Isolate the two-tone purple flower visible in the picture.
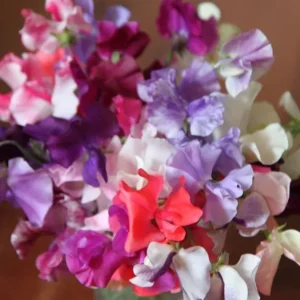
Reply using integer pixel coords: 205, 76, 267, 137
24, 103, 119, 187
138, 59, 225, 140
218, 29, 274, 97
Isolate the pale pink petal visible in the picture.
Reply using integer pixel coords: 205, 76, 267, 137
252, 172, 291, 215
20, 9, 59, 52
84, 210, 110, 232
279, 230, 300, 265
173, 247, 211, 300
66, 7, 93, 33
256, 241, 283, 296
51, 71, 79, 120
10, 82, 52, 126
46, 0, 74, 21
0, 53, 27, 89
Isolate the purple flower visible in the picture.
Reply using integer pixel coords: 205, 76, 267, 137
218, 29, 274, 97
7, 158, 53, 227
167, 137, 254, 227
138, 60, 223, 139
156, 0, 218, 55
62, 230, 126, 287
24, 103, 119, 187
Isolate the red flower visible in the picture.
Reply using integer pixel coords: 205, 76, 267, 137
113, 169, 203, 253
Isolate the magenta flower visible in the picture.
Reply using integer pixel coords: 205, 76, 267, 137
97, 20, 150, 60
62, 230, 126, 287
156, 0, 218, 55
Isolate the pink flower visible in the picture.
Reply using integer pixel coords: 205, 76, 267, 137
236, 171, 291, 237
20, 0, 93, 53
256, 229, 300, 295
113, 95, 142, 136
0, 50, 79, 125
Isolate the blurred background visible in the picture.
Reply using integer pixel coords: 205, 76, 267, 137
0, 0, 300, 299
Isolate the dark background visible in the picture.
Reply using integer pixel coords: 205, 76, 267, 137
1, 1, 300, 299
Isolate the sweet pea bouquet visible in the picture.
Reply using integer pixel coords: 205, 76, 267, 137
2, 0, 300, 299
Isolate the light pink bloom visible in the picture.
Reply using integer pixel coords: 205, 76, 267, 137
237, 171, 291, 237
256, 229, 300, 295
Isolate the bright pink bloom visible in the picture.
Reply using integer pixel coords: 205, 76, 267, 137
113, 95, 142, 136
112, 169, 202, 253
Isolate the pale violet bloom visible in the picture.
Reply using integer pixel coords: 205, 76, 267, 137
206, 254, 261, 300
130, 242, 211, 300
215, 82, 290, 165
218, 29, 274, 97
138, 60, 224, 139
256, 229, 300, 296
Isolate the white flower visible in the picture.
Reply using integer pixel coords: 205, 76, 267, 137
215, 83, 290, 165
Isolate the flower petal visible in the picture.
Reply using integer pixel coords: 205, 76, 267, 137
279, 91, 300, 119
256, 241, 283, 295
240, 123, 289, 165
231, 254, 261, 300
173, 246, 211, 300
279, 229, 300, 265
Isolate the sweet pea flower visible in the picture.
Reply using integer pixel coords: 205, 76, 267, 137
112, 169, 202, 253
167, 136, 253, 227
0, 50, 79, 126
215, 82, 290, 165
97, 14, 150, 60
256, 228, 300, 296
235, 171, 291, 237
71, 53, 144, 115
206, 254, 261, 300
138, 60, 224, 139
7, 157, 53, 227
218, 29, 274, 97
278, 92, 300, 179
62, 230, 128, 287
20, 0, 94, 54
131, 242, 211, 299
24, 103, 119, 187
156, 0, 218, 55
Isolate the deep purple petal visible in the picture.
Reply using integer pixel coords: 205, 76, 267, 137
24, 117, 70, 142
82, 148, 107, 187
187, 93, 225, 137
179, 59, 220, 102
